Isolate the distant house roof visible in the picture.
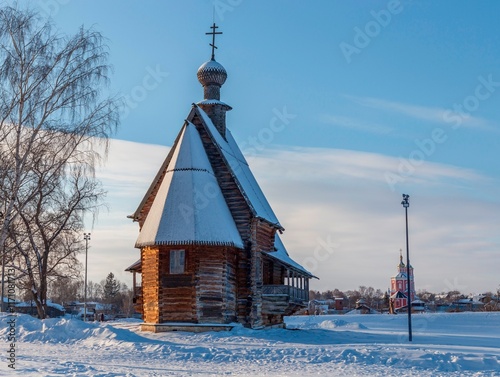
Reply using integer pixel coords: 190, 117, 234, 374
390, 291, 408, 299
455, 298, 484, 305
16, 300, 65, 312
125, 259, 141, 272
135, 122, 244, 248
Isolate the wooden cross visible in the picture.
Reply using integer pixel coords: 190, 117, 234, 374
206, 23, 222, 60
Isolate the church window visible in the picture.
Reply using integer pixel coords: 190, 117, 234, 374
170, 249, 185, 274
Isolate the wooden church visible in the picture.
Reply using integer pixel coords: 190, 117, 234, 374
126, 24, 315, 331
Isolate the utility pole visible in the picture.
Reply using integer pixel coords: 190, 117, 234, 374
83, 233, 91, 321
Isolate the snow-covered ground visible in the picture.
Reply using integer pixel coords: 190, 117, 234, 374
1, 312, 499, 376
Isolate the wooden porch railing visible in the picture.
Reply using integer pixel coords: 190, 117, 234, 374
262, 285, 308, 302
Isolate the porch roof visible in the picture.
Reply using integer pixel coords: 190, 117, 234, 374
264, 234, 318, 279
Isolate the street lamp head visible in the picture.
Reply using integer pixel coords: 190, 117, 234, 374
401, 194, 410, 208
83, 233, 91, 241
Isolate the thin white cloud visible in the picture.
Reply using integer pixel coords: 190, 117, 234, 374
244, 147, 499, 294
345, 95, 496, 131
90, 139, 500, 295
319, 114, 394, 134
248, 146, 484, 187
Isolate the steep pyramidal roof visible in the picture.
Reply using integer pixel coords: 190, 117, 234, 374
194, 106, 282, 228
135, 122, 243, 248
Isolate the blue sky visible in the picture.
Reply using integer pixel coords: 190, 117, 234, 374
12, 1, 500, 294
39, 0, 499, 174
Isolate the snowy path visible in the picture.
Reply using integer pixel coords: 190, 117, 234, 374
1, 312, 499, 376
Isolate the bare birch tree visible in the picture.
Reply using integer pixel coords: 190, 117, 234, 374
0, 6, 119, 318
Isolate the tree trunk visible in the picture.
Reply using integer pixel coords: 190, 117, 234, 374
32, 290, 47, 319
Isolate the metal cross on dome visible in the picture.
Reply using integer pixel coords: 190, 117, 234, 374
206, 23, 222, 60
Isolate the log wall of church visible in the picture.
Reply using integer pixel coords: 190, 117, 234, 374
248, 219, 263, 328
195, 246, 238, 323
141, 247, 160, 323
262, 258, 285, 285
236, 245, 251, 324
255, 220, 276, 252
141, 245, 241, 324
158, 246, 197, 323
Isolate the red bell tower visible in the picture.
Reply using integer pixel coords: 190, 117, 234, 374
389, 249, 415, 312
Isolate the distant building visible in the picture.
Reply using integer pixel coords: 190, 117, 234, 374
345, 298, 379, 315
449, 298, 484, 312
15, 300, 65, 318
334, 297, 344, 311
389, 250, 416, 313
308, 300, 330, 315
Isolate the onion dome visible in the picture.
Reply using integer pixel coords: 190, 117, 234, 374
197, 59, 227, 87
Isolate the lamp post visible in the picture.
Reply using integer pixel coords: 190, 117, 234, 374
83, 233, 91, 322
401, 194, 412, 342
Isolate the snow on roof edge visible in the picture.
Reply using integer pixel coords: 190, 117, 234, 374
135, 239, 244, 248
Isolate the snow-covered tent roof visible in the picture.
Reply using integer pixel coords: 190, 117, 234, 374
194, 106, 282, 229
264, 234, 316, 278
456, 298, 484, 305
15, 300, 65, 312
135, 122, 244, 248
